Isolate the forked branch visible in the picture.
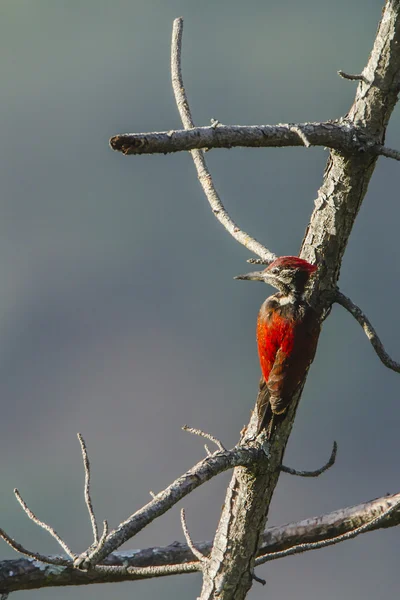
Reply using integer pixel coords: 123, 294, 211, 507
0, 434, 263, 574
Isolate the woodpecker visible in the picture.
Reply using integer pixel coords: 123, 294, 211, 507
235, 256, 319, 436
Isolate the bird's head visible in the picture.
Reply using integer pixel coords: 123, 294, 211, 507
235, 256, 317, 297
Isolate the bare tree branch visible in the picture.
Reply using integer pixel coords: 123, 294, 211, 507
110, 123, 400, 162
110, 122, 355, 155
280, 441, 337, 477
1, 491, 399, 592
1, 435, 262, 577
170, 17, 276, 264
77, 433, 99, 545
335, 290, 400, 372
256, 492, 400, 565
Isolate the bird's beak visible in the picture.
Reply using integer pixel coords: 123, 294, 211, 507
234, 271, 266, 282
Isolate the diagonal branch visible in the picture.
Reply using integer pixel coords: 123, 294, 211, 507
280, 441, 337, 477
335, 290, 400, 373
74, 444, 264, 569
170, 17, 276, 264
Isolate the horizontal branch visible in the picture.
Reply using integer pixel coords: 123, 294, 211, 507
110, 122, 357, 155
109, 123, 400, 161
335, 291, 400, 373
2, 491, 399, 592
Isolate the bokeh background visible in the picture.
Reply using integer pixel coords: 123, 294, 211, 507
0, 1, 399, 599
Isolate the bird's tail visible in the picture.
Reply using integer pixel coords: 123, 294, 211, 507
256, 379, 285, 438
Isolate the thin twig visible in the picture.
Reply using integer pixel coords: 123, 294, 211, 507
335, 291, 400, 372
182, 425, 226, 452
170, 17, 276, 264
97, 520, 109, 555
290, 125, 311, 147
247, 257, 270, 265
0, 526, 71, 566
280, 441, 337, 477
180, 509, 208, 563
14, 489, 76, 559
337, 70, 369, 83
255, 494, 400, 565
204, 444, 212, 456
252, 572, 266, 585
374, 145, 400, 161
77, 433, 99, 545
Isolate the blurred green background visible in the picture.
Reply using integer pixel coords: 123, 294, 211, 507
0, 1, 399, 599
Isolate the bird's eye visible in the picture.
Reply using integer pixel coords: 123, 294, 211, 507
271, 267, 280, 275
